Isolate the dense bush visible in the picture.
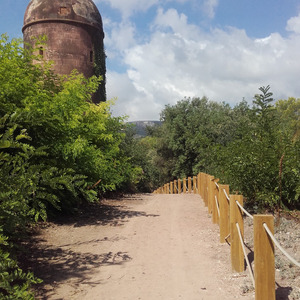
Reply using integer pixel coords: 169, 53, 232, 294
0, 34, 144, 298
0, 232, 40, 299
149, 87, 299, 210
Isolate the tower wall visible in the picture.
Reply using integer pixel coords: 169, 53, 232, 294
23, 22, 103, 78
22, 0, 106, 102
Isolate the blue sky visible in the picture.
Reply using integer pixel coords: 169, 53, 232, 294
1, 0, 300, 120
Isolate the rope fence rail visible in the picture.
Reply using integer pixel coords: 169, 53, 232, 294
223, 188, 230, 202
263, 223, 300, 268
236, 222, 255, 286
214, 195, 220, 218
236, 200, 254, 220
154, 171, 300, 300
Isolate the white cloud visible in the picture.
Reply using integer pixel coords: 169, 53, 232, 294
106, 9, 300, 121
286, 13, 300, 34
107, 71, 163, 121
104, 18, 137, 54
202, 0, 219, 19
153, 7, 201, 38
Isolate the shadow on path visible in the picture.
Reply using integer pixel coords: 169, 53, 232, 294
24, 242, 132, 299
20, 195, 158, 298
52, 194, 159, 227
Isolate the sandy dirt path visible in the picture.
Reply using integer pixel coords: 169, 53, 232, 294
31, 193, 254, 299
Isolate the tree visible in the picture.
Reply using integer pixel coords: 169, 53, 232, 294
275, 98, 300, 208
153, 97, 241, 181
0, 34, 143, 297
150, 86, 299, 210
0, 34, 137, 206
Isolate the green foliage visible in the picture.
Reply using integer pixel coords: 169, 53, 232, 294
0, 231, 41, 299
94, 46, 107, 101
276, 98, 300, 207
153, 97, 240, 181
150, 87, 299, 210
116, 124, 161, 192
0, 34, 131, 209
220, 87, 280, 208
0, 115, 48, 234
0, 34, 143, 298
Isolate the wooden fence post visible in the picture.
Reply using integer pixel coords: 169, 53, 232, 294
203, 173, 208, 206
183, 178, 187, 193
208, 175, 214, 214
197, 173, 201, 195
212, 179, 219, 224
193, 176, 197, 194
170, 182, 173, 194
254, 215, 275, 300
230, 194, 244, 272
188, 177, 192, 193
178, 179, 181, 194
167, 183, 170, 194
174, 180, 177, 194
219, 184, 230, 243
200, 172, 205, 201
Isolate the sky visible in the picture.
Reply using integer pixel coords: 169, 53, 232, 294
1, 0, 300, 121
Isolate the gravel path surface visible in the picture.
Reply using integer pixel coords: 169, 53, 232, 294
25, 193, 297, 299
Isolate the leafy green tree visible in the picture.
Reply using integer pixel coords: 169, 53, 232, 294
116, 124, 162, 192
275, 98, 300, 208
0, 34, 133, 206
219, 86, 281, 208
154, 97, 241, 181
151, 86, 299, 210
0, 34, 144, 297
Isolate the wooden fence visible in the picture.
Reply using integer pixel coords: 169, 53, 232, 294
154, 172, 299, 300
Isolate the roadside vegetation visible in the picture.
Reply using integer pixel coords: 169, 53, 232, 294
143, 90, 299, 211
0, 34, 144, 298
0, 33, 299, 298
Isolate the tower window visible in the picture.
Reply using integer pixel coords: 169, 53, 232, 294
39, 47, 44, 57
59, 7, 70, 16
90, 51, 94, 63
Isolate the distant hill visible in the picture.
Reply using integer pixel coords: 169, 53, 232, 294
128, 121, 161, 137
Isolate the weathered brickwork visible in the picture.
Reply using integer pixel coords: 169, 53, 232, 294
23, 0, 106, 102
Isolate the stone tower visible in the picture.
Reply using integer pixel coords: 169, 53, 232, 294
22, 0, 106, 102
